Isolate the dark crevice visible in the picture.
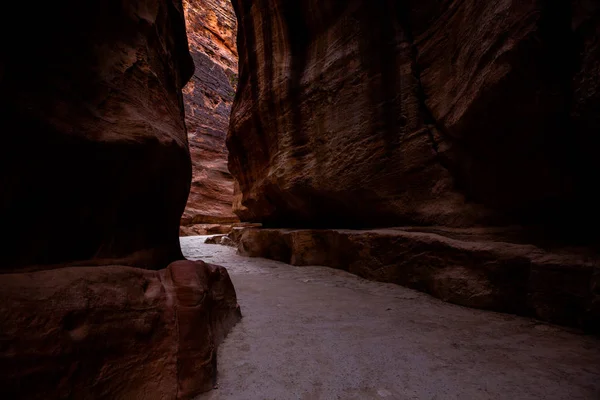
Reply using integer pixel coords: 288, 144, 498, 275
280, 2, 311, 155
394, 3, 452, 173
357, 2, 401, 156
228, 0, 269, 184
260, 0, 278, 156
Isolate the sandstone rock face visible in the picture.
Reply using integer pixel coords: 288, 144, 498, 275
235, 228, 599, 332
179, 221, 261, 236
228, 0, 600, 234
1, 0, 194, 271
0, 0, 242, 398
182, 0, 239, 226
180, 223, 235, 236
0, 260, 241, 400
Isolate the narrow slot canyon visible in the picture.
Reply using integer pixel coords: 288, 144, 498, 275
179, 0, 240, 235
0, 1, 599, 400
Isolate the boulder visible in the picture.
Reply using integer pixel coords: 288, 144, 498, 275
205, 234, 235, 246
0, 260, 241, 400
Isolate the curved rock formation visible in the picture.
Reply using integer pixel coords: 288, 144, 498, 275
0, 0, 241, 398
226, 1, 599, 329
228, 0, 600, 235
0, 260, 241, 400
182, 0, 239, 227
1, 0, 193, 271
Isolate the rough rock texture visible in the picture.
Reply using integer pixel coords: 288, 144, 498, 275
1, 0, 194, 271
228, 0, 600, 235
0, 260, 242, 400
0, 1, 241, 398
182, 0, 239, 226
205, 234, 236, 247
179, 222, 261, 236
181, 223, 236, 236
235, 228, 599, 332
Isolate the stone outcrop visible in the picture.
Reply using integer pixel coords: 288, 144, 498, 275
181, 223, 236, 236
0, 260, 241, 400
235, 227, 599, 332
180, 221, 262, 236
0, 0, 241, 398
182, 0, 239, 228
228, 0, 600, 235
1, 0, 193, 271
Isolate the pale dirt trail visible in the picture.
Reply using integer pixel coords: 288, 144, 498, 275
180, 236, 600, 400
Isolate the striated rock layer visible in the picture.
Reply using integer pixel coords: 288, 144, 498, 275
0, 0, 241, 398
235, 227, 599, 332
228, 0, 600, 236
182, 0, 239, 227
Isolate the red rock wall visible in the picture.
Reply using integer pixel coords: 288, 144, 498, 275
182, 0, 239, 226
1, 0, 194, 271
0, 0, 241, 398
228, 0, 600, 236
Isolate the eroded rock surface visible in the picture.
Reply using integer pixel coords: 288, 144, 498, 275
0, 260, 241, 400
228, 0, 600, 234
1, 0, 194, 271
225, 0, 599, 329
0, 1, 241, 398
182, 0, 239, 227
234, 227, 599, 331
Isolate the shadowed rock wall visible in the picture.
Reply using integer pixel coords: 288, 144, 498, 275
0, 0, 241, 398
226, 0, 599, 330
1, 0, 194, 270
228, 0, 600, 238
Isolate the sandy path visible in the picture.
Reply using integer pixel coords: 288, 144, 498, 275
181, 236, 600, 400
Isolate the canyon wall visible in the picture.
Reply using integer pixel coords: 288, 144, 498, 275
182, 0, 239, 229
228, 0, 600, 235
1, 0, 194, 270
0, 0, 240, 397
227, 1, 599, 329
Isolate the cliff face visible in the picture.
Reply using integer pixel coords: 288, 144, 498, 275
0, 0, 240, 397
1, 0, 194, 270
228, 0, 600, 234
225, 0, 599, 330
182, 0, 239, 226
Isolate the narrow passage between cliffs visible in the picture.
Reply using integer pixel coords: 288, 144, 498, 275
181, 236, 600, 400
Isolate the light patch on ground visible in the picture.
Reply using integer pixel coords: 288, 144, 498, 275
181, 236, 600, 400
